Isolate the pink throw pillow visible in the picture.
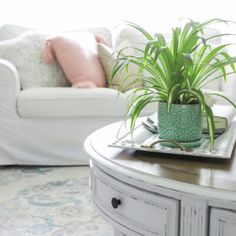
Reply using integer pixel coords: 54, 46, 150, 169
42, 32, 106, 88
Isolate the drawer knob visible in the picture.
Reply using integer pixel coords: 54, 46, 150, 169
111, 197, 121, 209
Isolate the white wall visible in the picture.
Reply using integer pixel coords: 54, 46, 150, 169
1, 0, 236, 31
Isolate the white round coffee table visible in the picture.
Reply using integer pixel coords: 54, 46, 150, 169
84, 121, 236, 236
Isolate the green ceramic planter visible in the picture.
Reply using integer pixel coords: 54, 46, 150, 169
158, 102, 202, 143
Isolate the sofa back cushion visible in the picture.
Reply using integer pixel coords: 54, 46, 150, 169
0, 24, 113, 47
0, 24, 32, 41
114, 26, 147, 50
114, 26, 223, 92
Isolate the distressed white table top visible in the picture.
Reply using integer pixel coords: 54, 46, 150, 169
85, 119, 236, 201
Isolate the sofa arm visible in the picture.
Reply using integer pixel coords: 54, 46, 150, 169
0, 59, 21, 117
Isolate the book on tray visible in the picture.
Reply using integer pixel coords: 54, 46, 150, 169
202, 104, 236, 134
143, 104, 236, 135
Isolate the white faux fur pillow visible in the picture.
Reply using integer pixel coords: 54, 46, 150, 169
0, 31, 70, 89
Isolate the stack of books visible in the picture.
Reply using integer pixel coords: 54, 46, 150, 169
203, 104, 236, 134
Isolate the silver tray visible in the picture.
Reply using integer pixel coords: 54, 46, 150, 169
109, 119, 236, 159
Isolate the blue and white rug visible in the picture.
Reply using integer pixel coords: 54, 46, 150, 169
0, 166, 113, 236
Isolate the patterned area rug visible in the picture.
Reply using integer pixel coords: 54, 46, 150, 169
0, 166, 113, 236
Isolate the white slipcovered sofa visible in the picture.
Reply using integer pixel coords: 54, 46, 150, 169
0, 24, 235, 166
0, 24, 155, 165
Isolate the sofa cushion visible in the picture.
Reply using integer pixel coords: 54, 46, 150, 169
17, 87, 127, 118
0, 31, 71, 89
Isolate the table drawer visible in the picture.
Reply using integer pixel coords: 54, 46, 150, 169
91, 167, 179, 236
210, 208, 236, 236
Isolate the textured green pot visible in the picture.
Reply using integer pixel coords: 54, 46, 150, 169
158, 102, 202, 143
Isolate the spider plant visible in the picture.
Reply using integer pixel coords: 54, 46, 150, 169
111, 19, 236, 148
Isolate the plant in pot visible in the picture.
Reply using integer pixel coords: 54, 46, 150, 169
111, 19, 236, 149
